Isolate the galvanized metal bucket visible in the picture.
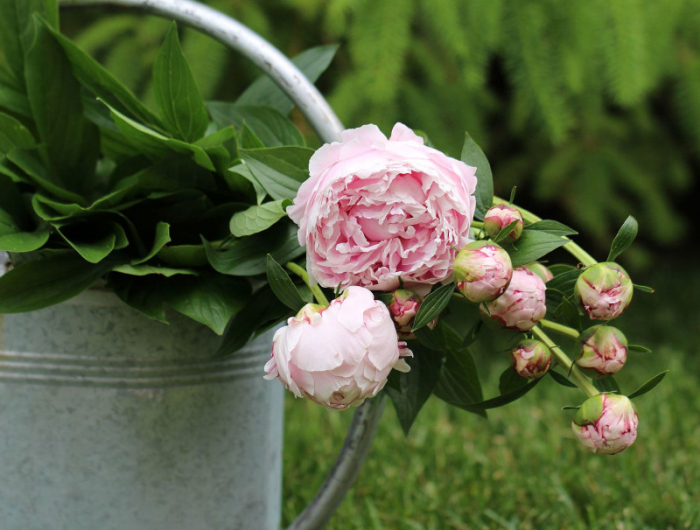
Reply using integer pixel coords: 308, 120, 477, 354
1, 2, 385, 529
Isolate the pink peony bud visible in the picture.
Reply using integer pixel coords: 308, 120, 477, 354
480, 267, 547, 331
525, 262, 553, 282
453, 241, 513, 303
572, 394, 638, 455
387, 289, 422, 339
576, 262, 633, 320
264, 287, 401, 410
510, 339, 552, 378
575, 325, 627, 378
484, 204, 524, 242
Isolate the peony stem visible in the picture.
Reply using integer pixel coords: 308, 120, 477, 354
539, 319, 580, 339
286, 262, 330, 306
471, 221, 484, 229
492, 197, 597, 267
532, 326, 599, 398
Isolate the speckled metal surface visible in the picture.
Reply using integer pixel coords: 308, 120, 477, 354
0, 290, 283, 530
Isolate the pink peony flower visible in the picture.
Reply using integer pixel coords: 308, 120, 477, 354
483, 204, 524, 242
572, 394, 638, 455
510, 339, 552, 378
575, 262, 633, 320
387, 289, 422, 339
480, 267, 547, 331
287, 123, 477, 292
453, 240, 513, 303
264, 286, 404, 410
575, 325, 628, 378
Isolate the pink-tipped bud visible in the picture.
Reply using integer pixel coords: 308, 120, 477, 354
510, 339, 552, 378
387, 289, 422, 339
453, 241, 513, 303
525, 262, 553, 282
575, 325, 627, 378
572, 394, 638, 455
480, 267, 547, 331
575, 262, 633, 320
484, 204, 524, 242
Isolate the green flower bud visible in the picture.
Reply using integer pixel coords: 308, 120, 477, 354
575, 262, 633, 320
576, 325, 628, 378
453, 240, 513, 303
510, 339, 552, 378
572, 394, 638, 455
484, 204, 524, 242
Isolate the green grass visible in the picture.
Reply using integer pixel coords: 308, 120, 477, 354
282, 264, 700, 529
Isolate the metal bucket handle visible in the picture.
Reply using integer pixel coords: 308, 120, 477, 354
58, 1, 385, 528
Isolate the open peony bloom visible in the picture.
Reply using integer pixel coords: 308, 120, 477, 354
576, 262, 633, 320
264, 286, 405, 410
572, 394, 638, 455
454, 240, 513, 303
511, 339, 552, 378
287, 123, 477, 292
576, 325, 628, 378
480, 267, 547, 331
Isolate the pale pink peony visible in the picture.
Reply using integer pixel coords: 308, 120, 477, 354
287, 123, 477, 292
480, 267, 547, 331
510, 339, 552, 378
572, 394, 638, 455
483, 204, 524, 242
454, 240, 513, 303
387, 289, 422, 339
264, 286, 405, 410
575, 325, 628, 378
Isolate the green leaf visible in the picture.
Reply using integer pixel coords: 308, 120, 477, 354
493, 219, 520, 243
110, 273, 168, 323
455, 378, 542, 411
546, 268, 582, 293
228, 164, 267, 204
132, 221, 170, 265
6, 150, 84, 204
266, 254, 305, 311
25, 18, 93, 191
0, 171, 50, 252
216, 285, 292, 357
498, 366, 528, 395
553, 295, 582, 330
230, 199, 292, 237
161, 274, 251, 335
460, 132, 493, 221
235, 45, 339, 114
0, 112, 35, 153
549, 369, 578, 388
525, 220, 578, 236
593, 376, 621, 394
153, 23, 209, 142
412, 283, 455, 331
505, 230, 570, 267
240, 122, 265, 149
628, 371, 668, 400
0, 84, 32, 117
607, 215, 638, 262
0, 224, 49, 252
0, 253, 121, 313
433, 348, 486, 417
100, 100, 215, 171
207, 104, 304, 147
56, 221, 118, 263
113, 264, 197, 277
385, 344, 444, 435
239, 146, 313, 201
45, 25, 161, 127
156, 244, 208, 267
0, 0, 58, 87
628, 344, 652, 353
633, 284, 655, 293
203, 222, 304, 276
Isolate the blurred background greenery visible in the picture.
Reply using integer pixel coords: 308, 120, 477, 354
57, 1, 699, 528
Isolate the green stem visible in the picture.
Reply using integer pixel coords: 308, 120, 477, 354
286, 262, 329, 306
532, 326, 599, 398
471, 221, 484, 229
492, 196, 597, 267
539, 319, 580, 339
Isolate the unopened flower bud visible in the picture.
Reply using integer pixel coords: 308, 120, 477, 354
454, 241, 513, 303
576, 262, 633, 320
525, 262, 553, 282
511, 339, 552, 378
572, 394, 638, 455
387, 289, 422, 339
480, 267, 546, 331
484, 204, 524, 242
575, 325, 627, 378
